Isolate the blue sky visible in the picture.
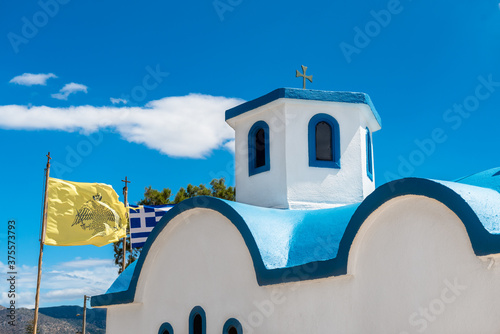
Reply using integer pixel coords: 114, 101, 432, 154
0, 0, 499, 308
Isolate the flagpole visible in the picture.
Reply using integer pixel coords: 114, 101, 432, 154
33, 152, 51, 334
121, 177, 130, 273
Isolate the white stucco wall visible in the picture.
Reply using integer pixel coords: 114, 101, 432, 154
104, 196, 500, 333
228, 98, 377, 209
230, 100, 289, 208
284, 100, 376, 209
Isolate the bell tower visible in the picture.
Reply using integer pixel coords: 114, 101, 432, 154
225, 88, 382, 209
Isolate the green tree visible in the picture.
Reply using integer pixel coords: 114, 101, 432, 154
138, 186, 172, 205
113, 178, 234, 273
113, 236, 142, 274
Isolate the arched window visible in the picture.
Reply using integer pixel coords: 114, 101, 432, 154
308, 114, 340, 168
366, 127, 373, 180
223, 318, 243, 334
316, 121, 332, 161
248, 121, 270, 176
158, 322, 174, 334
189, 306, 206, 334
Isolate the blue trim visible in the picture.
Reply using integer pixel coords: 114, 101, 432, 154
223, 318, 243, 334
453, 167, 500, 194
130, 204, 175, 209
225, 88, 382, 127
308, 114, 340, 168
105, 260, 136, 294
91, 179, 500, 307
366, 127, 373, 181
131, 232, 151, 238
248, 121, 270, 176
189, 306, 206, 334
159, 322, 174, 334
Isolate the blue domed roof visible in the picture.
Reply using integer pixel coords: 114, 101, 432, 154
92, 169, 500, 307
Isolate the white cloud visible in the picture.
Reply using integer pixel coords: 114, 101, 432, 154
224, 140, 235, 153
59, 258, 113, 268
51, 82, 88, 100
0, 259, 119, 308
44, 288, 91, 300
0, 291, 35, 309
110, 97, 128, 105
9, 73, 57, 86
0, 93, 243, 158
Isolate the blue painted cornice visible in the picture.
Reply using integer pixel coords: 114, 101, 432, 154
225, 88, 382, 128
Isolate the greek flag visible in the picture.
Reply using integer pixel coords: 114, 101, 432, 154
129, 205, 174, 248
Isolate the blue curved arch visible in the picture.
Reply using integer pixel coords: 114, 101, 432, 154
336, 178, 500, 262
91, 196, 270, 307
158, 322, 174, 334
308, 113, 341, 168
91, 178, 500, 307
248, 120, 270, 176
223, 318, 243, 334
189, 306, 206, 334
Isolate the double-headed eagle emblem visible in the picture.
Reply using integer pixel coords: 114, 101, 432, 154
72, 193, 121, 234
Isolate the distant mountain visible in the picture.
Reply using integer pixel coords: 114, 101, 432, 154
0, 305, 106, 334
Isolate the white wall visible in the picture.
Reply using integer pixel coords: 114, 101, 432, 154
284, 100, 376, 209
228, 98, 377, 209
105, 196, 500, 333
230, 100, 290, 208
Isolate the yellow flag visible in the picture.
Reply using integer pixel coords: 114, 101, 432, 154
45, 177, 128, 247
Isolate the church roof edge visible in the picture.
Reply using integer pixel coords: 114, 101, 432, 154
225, 87, 382, 128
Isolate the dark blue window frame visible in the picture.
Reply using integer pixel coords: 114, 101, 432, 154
308, 114, 340, 168
223, 318, 243, 334
248, 121, 270, 176
366, 127, 373, 181
158, 322, 174, 334
189, 306, 206, 334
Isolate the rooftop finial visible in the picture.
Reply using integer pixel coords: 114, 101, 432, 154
296, 65, 313, 89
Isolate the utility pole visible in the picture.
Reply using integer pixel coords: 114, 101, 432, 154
82, 295, 89, 334
76, 295, 90, 334
121, 177, 130, 272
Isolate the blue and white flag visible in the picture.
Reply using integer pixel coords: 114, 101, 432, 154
129, 204, 174, 248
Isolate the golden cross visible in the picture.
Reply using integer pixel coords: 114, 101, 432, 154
296, 65, 313, 89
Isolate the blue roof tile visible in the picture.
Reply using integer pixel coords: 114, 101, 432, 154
92, 169, 500, 307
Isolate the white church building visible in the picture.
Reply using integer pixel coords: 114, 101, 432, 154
91, 88, 500, 333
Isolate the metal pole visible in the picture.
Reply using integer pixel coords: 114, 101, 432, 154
33, 152, 51, 334
121, 177, 130, 273
82, 295, 87, 334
